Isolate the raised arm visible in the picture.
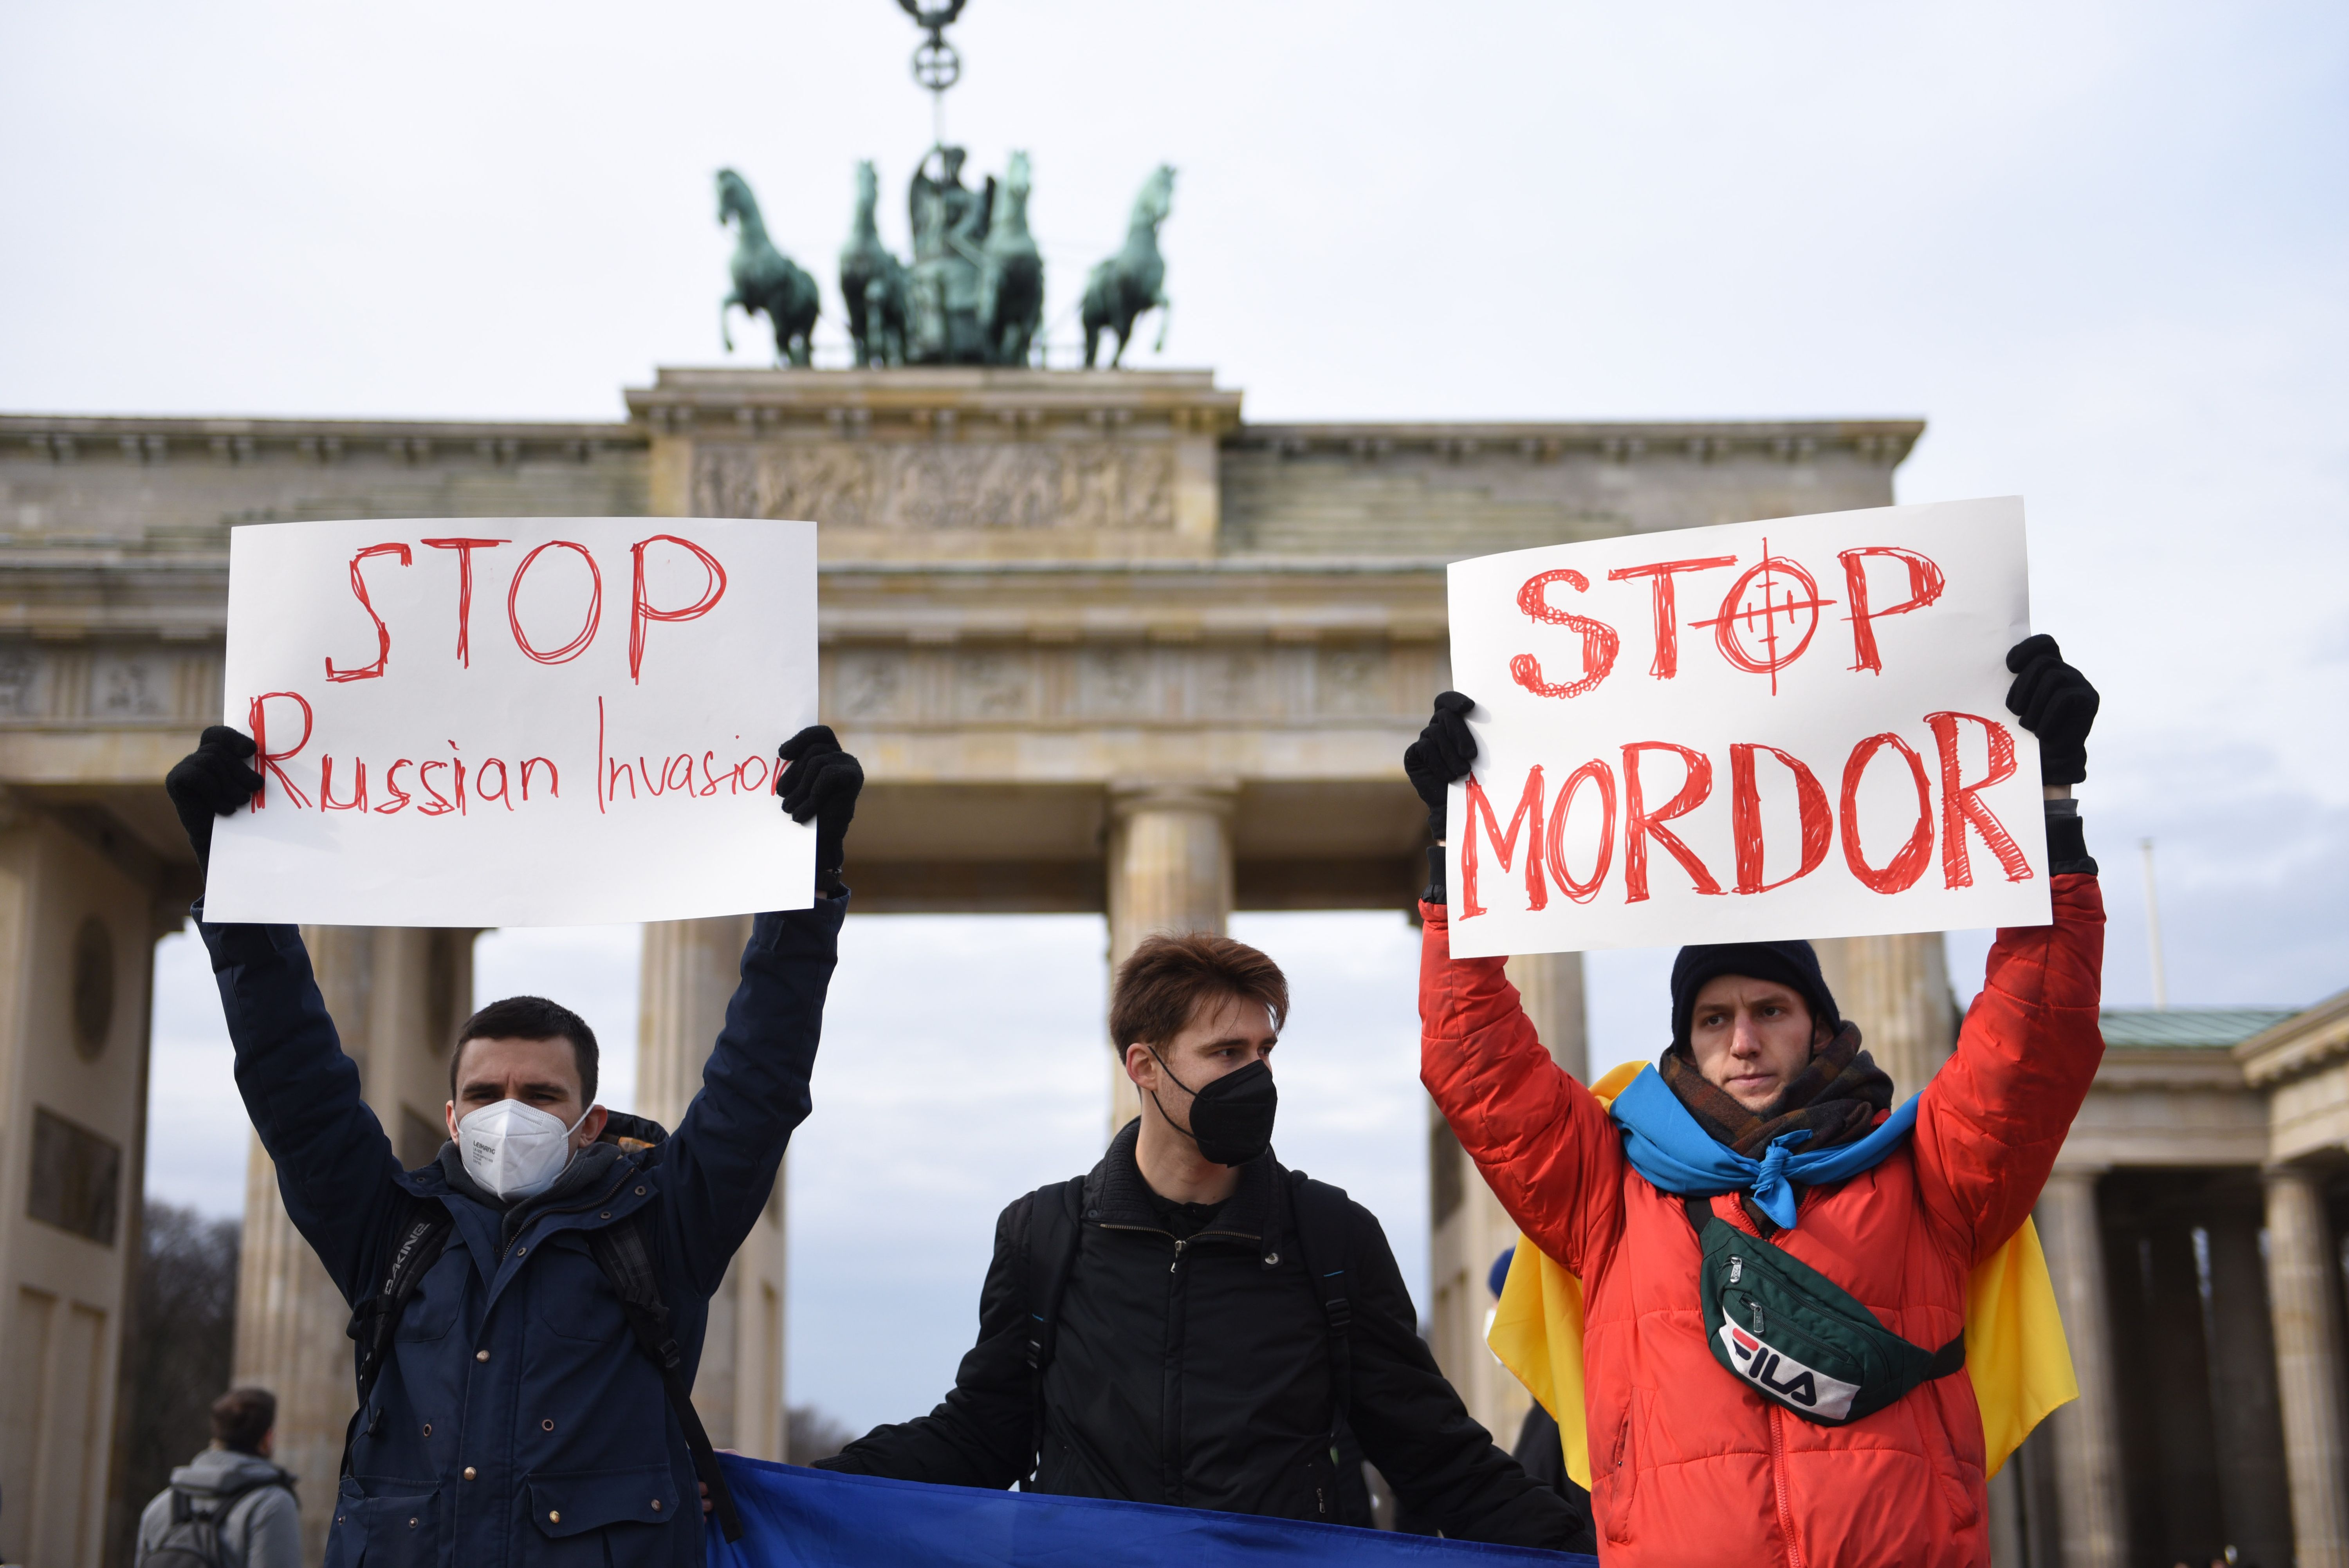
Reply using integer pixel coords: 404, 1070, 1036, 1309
1422, 902, 1623, 1274
200, 916, 404, 1304
1408, 694, 1623, 1274
172, 726, 402, 1304
1915, 637, 2108, 1258
659, 725, 861, 1296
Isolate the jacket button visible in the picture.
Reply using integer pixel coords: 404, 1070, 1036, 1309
515, 1245, 527, 1256
600, 1211, 611, 1219
635, 1186, 646, 1196
408, 1517, 419, 1528
549, 1510, 561, 1524
464, 1466, 477, 1481
651, 1499, 663, 1512
542, 1418, 556, 1431
1265, 1252, 1281, 1265
476, 1349, 490, 1362
421, 1422, 432, 1436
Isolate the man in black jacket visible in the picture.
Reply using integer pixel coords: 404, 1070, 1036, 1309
819, 932, 1592, 1552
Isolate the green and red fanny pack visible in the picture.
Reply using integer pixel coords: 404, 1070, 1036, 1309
1682, 1196, 1965, 1427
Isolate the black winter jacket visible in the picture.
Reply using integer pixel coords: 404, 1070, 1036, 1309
820, 1121, 1589, 1552
198, 895, 844, 1568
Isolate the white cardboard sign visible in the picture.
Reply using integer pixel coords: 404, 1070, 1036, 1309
1443, 497, 2050, 957
205, 517, 818, 927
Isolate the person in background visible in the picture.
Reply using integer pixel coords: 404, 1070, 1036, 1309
819, 933, 1593, 1553
134, 1386, 299, 1568
1487, 1247, 1597, 1519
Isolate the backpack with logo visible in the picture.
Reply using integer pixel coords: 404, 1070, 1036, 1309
139, 1471, 287, 1568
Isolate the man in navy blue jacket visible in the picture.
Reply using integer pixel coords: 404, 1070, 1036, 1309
167, 722, 862, 1568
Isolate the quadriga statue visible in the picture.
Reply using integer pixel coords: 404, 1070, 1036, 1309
841, 161, 911, 367
1081, 164, 1174, 369
979, 151, 1043, 367
716, 168, 820, 367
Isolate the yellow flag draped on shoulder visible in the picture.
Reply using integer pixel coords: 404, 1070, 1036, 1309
1483, 1062, 2077, 1487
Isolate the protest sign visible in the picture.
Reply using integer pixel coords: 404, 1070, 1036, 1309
1443, 496, 2048, 958
204, 516, 817, 927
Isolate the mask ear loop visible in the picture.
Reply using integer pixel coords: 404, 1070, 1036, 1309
1144, 1047, 1205, 1147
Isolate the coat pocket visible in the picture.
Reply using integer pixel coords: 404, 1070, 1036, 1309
326, 1477, 440, 1568
1596, 1394, 1640, 1546
525, 1463, 682, 1567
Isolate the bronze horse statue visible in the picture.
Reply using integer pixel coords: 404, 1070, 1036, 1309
980, 151, 1043, 366
840, 161, 910, 368
717, 168, 819, 367
1081, 164, 1174, 368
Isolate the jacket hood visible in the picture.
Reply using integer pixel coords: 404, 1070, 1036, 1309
167, 1446, 293, 1498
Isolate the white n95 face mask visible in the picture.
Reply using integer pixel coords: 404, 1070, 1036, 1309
457, 1099, 589, 1201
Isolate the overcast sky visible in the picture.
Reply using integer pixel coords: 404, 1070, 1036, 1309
11, 0, 2347, 1436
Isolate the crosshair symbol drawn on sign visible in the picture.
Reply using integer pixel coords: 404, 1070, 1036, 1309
912, 38, 961, 91
1691, 540, 1840, 695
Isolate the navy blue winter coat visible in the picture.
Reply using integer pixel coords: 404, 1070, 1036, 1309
199, 896, 845, 1568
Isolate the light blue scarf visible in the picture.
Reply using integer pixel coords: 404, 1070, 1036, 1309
1609, 1066, 1919, 1230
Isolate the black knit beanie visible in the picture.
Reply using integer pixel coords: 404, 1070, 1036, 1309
1668, 940, 1841, 1053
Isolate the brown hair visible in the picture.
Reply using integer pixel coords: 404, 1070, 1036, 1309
449, 995, 598, 1105
211, 1386, 276, 1454
1109, 933, 1289, 1054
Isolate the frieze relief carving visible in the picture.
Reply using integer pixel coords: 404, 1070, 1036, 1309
0, 642, 222, 726
824, 641, 1442, 729
694, 440, 1176, 532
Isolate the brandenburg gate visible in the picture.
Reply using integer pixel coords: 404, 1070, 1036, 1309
4, 368, 2344, 1568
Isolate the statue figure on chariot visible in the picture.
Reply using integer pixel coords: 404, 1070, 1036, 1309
712, 0, 1169, 371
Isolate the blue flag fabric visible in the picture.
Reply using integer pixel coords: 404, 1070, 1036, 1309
708, 1455, 1597, 1568
1608, 1065, 1920, 1230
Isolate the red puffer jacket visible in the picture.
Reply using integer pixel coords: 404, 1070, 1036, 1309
1420, 876, 2105, 1568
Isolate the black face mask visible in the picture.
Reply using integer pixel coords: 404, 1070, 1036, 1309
1149, 1054, 1278, 1167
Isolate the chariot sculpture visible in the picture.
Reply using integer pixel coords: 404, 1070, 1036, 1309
713, 0, 1174, 370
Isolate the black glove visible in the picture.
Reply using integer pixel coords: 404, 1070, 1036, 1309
776, 725, 862, 892
1403, 692, 1478, 841
164, 726, 264, 870
2004, 635, 2098, 785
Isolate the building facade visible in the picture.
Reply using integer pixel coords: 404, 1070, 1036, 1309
0, 369, 2335, 1568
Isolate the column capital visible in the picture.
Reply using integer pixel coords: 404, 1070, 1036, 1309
1107, 777, 1239, 819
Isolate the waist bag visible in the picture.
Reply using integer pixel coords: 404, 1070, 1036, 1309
1683, 1196, 1964, 1426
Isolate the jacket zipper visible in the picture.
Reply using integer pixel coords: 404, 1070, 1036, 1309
1714, 1195, 1804, 1568
1768, 1404, 1804, 1568
1091, 1220, 1262, 1503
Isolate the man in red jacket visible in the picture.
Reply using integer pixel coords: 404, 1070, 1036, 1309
1409, 637, 2103, 1567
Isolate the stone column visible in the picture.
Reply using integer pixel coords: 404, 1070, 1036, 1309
2264, 1165, 2349, 1568
638, 915, 786, 1461
1425, 950, 1588, 1446
1104, 781, 1235, 1135
2201, 1200, 2295, 1568
0, 815, 162, 1568
1811, 932, 1956, 1098
232, 926, 474, 1563
2035, 1167, 2126, 1568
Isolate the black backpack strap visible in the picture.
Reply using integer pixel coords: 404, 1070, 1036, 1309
339, 1193, 454, 1480
1019, 1179, 1084, 1485
585, 1216, 745, 1544
1286, 1174, 1354, 1423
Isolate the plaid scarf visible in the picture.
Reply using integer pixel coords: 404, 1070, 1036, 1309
1658, 1021, 1893, 1158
